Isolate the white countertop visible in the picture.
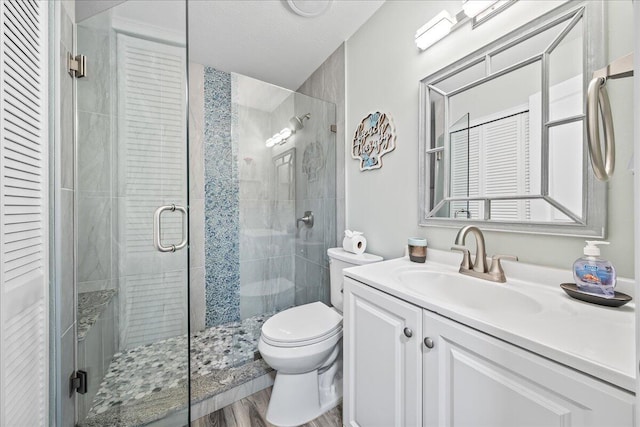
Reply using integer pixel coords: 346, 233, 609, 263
344, 249, 636, 393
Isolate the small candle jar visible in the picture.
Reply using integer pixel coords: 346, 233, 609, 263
408, 237, 427, 263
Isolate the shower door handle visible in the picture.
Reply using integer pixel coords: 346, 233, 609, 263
153, 204, 188, 253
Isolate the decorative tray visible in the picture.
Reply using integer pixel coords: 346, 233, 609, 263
560, 283, 632, 307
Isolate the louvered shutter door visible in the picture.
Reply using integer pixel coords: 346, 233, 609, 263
450, 114, 529, 221
450, 130, 469, 216
467, 127, 480, 219
0, 1, 49, 425
449, 128, 480, 219
116, 34, 187, 349
481, 114, 528, 221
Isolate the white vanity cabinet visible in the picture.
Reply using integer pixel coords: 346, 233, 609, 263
422, 309, 635, 427
344, 277, 635, 427
344, 277, 423, 427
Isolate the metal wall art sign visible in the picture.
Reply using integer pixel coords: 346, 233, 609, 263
352, 111, 397, 171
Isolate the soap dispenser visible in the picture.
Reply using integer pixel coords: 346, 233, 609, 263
573, 241, 616, 298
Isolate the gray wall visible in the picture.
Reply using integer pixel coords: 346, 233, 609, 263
345, 1, 635, 277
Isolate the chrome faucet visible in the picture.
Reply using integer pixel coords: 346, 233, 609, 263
451, 225, 518, 283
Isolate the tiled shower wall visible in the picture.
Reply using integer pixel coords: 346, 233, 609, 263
189, 63, 206, 332
76, 24, 115, 296
193, 60, 342, 326
297, 43, 346, 246
294, 44, 345, 305
197, 67, 298, 326
290, 93, 337, 306
238, 88, 296, 320
75, 19, 118, 421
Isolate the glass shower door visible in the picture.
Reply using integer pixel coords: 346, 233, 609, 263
75, 2, 189, 426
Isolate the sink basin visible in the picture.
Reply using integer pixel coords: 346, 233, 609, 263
397, 269, 543, 315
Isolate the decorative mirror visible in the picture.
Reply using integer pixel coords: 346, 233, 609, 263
419, 1, 606, 237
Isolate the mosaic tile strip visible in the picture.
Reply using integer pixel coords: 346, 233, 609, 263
77, 289, 117, 341
204, 67, 241, 326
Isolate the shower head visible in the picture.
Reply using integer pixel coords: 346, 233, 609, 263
289, 113, 311, 131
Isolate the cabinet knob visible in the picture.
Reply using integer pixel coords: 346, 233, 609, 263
403, 327, 413, 338
423, 337, 434, 349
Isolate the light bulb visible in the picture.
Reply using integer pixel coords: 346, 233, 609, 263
279, 128, 293, 140
265, 137, 276, 148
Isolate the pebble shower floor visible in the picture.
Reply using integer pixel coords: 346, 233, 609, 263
86, 313, 271, 417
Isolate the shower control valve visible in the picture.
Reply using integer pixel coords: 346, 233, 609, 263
296, 211, 314, 228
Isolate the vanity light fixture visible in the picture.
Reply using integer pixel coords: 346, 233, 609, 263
266, 134, 282, 148
462, 0, 501, 18
466, 0, 516, 25
415, 0, 517, 51
265, 127, 295, 147
266, 128, 292, 148
279, 128, 292, 140
415, 10, 455, 51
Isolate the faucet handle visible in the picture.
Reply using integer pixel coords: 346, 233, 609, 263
451, 246, 472, 270
488, 255, 518, 282
491, 254, 518, 263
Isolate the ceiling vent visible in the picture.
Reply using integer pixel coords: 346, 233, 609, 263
286, 0, 334, 18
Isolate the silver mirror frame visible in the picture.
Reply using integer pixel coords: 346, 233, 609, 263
418, 1, 607, 237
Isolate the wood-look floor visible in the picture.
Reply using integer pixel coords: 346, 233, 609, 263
192, 387, 343, 427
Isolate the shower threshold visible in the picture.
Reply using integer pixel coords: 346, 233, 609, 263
78, 313, 274, 427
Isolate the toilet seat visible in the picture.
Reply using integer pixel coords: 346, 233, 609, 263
262, 302, 342, 348
261, 326, 342, 348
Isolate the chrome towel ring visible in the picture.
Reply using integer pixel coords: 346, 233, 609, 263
585, 52, 633, 182
586, 76, 615, 181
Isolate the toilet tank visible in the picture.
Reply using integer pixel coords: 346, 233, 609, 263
327, 248, 383, 312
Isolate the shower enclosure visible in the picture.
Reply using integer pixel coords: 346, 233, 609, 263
71, 1, 336, 425
75, 2, 190, 425
187, 67, 337, 417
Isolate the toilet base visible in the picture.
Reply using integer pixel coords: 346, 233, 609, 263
266, 360, 342, 427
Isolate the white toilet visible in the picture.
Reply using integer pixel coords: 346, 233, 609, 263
258, 247, 382, 427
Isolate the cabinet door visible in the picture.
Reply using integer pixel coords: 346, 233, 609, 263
423, 310, 635, 427
344, 278, 423, 427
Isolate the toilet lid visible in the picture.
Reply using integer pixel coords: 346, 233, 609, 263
262, 302, 342, 347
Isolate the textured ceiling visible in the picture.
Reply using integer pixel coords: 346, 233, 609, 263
188, 0, 385, 90
76, 0, 385, 91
